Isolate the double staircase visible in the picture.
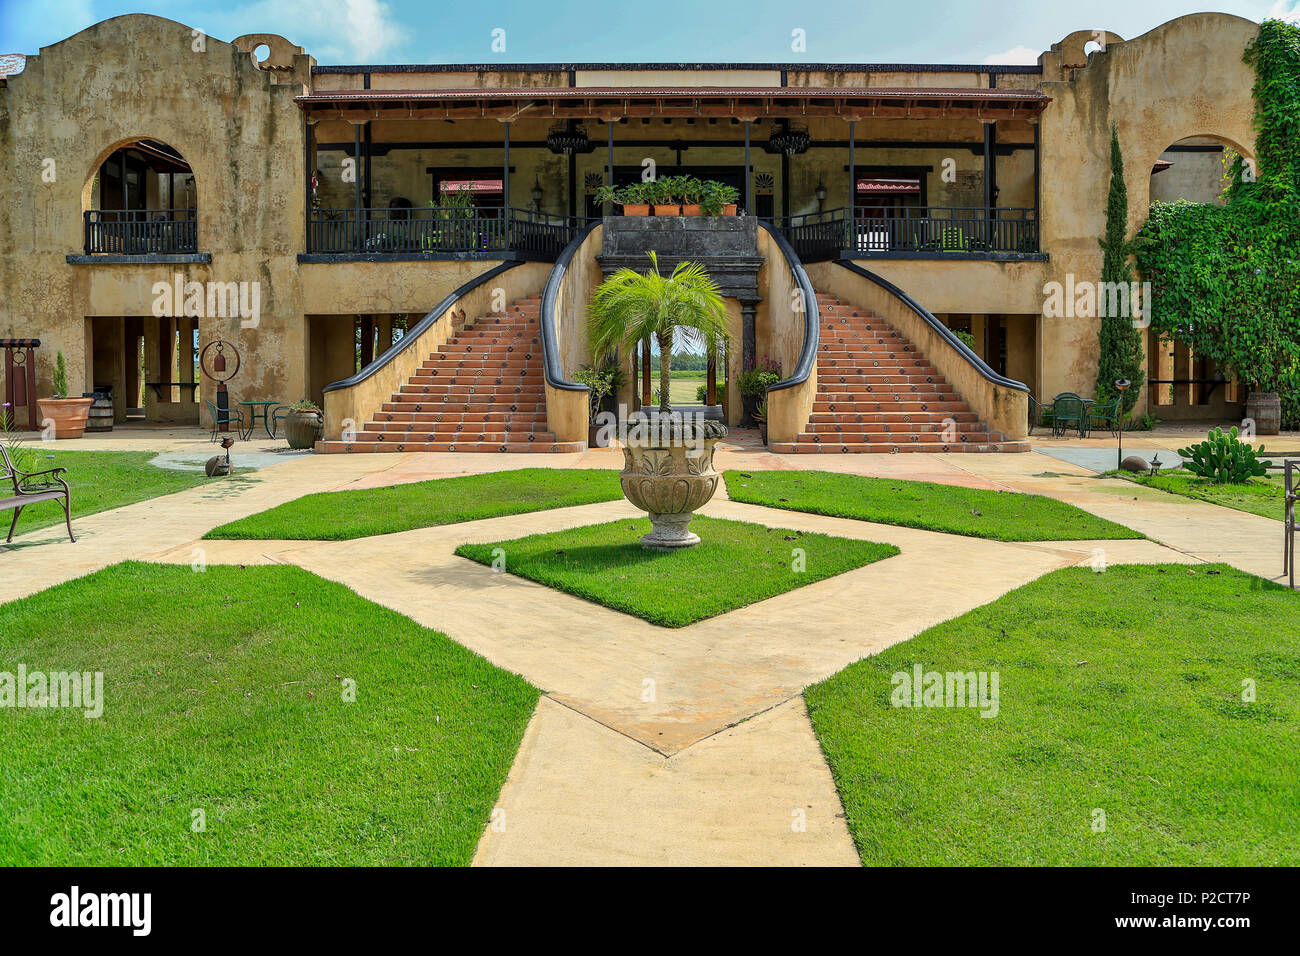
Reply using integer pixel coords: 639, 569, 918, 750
315, 295, 584, 453
766, 292, 1029, 454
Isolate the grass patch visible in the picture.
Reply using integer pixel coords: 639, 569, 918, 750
724, 469, 1141, 541
456, 515, 898, 627
807, 564, 1300, 865
0, 562, 538, 866
4, 450, 241, 536
206, 467, 623, 541
1108, 469, 1287, 521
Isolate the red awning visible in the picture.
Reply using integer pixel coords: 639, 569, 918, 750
858, 178, 921, 193
440, 179, 503, 193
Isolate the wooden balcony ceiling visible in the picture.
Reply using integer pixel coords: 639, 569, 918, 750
294, 86, 1049, 122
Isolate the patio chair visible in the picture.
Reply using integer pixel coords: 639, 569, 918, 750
269, 404, 292, 439
205, 400, 249, 442
1051, 393, 1088, 439
1027, 394, 1055, 436
1088, 395, 1124, 439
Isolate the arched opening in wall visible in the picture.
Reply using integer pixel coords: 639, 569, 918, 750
1144, 135, 1251, 423
82, 140, 200, 426
84, 140, 197, 255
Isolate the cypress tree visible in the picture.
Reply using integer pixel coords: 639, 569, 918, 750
1095, 123, 1146, 414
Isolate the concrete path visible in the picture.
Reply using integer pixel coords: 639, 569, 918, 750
1, 431, 1280, 865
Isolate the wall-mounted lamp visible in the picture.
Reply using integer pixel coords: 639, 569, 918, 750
815, 181, 827, 212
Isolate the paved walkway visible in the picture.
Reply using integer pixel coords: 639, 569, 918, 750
1, 433, 1286, 864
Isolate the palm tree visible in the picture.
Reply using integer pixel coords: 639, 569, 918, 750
587, 252, 730, 414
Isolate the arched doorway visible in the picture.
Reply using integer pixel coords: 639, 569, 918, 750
84, 140, 196, 255
83, 139, 200, 425
1144, 135, 1251, 422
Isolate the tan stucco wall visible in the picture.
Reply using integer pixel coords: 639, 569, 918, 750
0, 12, 1261, 435
1037, 12, 1259, 414
757, 229, 818, 444
544, 224, 604, 444
0, 14, 307, 420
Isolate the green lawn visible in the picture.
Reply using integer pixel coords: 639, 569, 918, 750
456, 515, 898, 627
1108, 469, 1287, 521
3, 449, 241, 537
0, 562, 537, 866
724, 469, 1141, 541
206, 467, 623, 541
807, 564, 1299, 865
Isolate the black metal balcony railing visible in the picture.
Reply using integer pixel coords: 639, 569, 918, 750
772, 206, 1039, 262
84, 209, 198, 255
307, 206, 585, 261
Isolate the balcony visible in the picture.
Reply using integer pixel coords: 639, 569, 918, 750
304, 206, 585, 262
773, 206, 1041, 262
83, 209, 197, 255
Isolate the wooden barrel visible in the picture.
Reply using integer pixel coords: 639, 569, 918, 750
84, 390, 114, 432
1246, 392, 1281, 436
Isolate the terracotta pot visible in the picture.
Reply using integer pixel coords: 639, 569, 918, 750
283, 409, 324, 449
588, 423, 611, 448
36, 397, 94, 439
681, 204, 702, 216
653, 204, 681, 216
721, 204, 737, 216
1245, 391, 1281, 435
623, 204, 650, 217
619, 415, 728, 549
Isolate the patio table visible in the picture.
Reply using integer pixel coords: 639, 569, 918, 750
238, 400, 280, 440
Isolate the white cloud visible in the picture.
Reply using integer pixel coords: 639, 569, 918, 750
983, 45, 1040, 66
1268, 1, 1300, 25
199, 0, 402, 63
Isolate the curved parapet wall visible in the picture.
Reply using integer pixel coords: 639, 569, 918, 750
754, 220, 820, 445
321, 259, 550, 439
540, 220, 603, 445
808, 259, 1029, 440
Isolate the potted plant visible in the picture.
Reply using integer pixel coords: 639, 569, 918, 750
701, 180, 740, 217
679, 177, 704, 216
588, 251, 731, 548
649, 178, 680, 216
282, 398, 324, 449
36, 351, 94, 439
736, 356, 781, 428
573, 364, 617, 447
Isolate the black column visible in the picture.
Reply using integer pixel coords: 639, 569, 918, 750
743, 120, 752, 214
606, 120, 615, 215
353, 123, 362, 252
741, 300, 757, 371
848, 119, 856, 245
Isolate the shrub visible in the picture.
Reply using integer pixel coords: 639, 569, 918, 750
52, 351, 68, 399
737, 356, 782, 397
1177, 426, 1272, 483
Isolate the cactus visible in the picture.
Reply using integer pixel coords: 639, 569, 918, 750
1176, 426, 1271, 484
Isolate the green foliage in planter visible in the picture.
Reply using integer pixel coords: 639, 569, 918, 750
1095, 123, 1145, 415
287, 398, 321, 413
573, 364, 617, 423
52, 351, 68, 399
700, 181, 740, 217
1176, 426, 1272, 484
1134, 19, 1300, 428
737, 357, 782, 397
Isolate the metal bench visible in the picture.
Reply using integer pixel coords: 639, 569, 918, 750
0, 444, 75, 544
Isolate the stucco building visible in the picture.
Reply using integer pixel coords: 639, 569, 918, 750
0, 12, 1260, 452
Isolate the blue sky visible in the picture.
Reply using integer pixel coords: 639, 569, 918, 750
2, 0, 1298, 64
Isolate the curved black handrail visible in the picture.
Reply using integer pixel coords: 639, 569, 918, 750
539, 218, 602, 393
322, 260, 525, 393
755, 218, 821, 394
833, 259, 1029, 393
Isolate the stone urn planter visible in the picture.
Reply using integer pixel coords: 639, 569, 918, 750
620, 416, 728, 549
36, 397, 94, 439
283, 408, 324, 449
